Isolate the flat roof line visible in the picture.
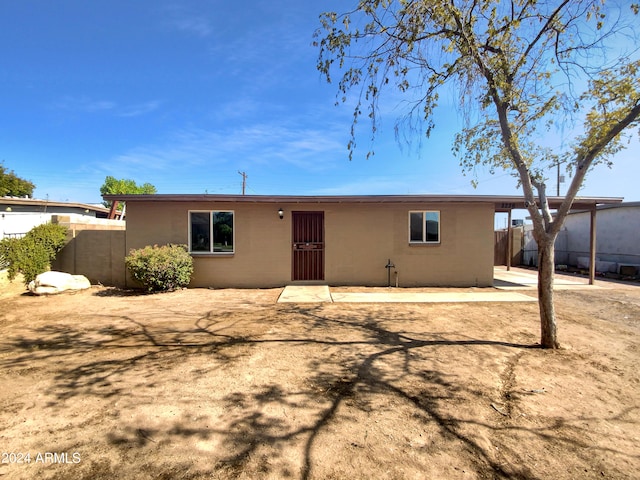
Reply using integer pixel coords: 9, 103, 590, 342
1, 196, 110, 213
102, 193, 624, 210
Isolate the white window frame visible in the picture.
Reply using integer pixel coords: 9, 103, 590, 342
408, 210, 441, 244
188, 210, 235, 255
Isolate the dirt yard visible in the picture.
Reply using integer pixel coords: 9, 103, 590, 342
0, 275, 638, 480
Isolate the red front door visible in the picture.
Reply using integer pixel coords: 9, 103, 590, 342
292, 211, 324, 281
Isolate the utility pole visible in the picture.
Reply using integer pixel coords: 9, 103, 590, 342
238, 171, 248, 195
556, 162, 565, 196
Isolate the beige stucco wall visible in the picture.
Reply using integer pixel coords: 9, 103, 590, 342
124, 200, 494, 288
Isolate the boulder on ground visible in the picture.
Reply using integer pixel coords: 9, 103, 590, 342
28, 271, 91, 295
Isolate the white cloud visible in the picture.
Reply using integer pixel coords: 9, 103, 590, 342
53, 96, 116, 113
51, 96, 161, 118
118, 101, 162, 118
169, 15, 212, 37
160, 4, 213, 38
100, 121, 348, 182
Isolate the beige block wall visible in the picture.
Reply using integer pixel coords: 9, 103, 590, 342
125, 200, 494, 288
52, 216, 127, 286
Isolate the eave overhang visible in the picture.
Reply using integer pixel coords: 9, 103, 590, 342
102, 194, 624, 212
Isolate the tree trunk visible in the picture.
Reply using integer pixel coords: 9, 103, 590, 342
537, 238, 559, 349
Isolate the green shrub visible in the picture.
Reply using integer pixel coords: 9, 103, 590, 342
0, 222, 68, 285
25, 222, 69, 259
0, 238, 9, 270
125, 244, 193, 292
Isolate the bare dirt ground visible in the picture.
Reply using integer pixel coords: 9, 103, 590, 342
0, 275, 638, 479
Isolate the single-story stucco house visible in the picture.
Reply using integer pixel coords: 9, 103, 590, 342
1, 196, 111, 239
103, 194, 622, 288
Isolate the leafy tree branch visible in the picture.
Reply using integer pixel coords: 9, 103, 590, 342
315, 0, 640, 348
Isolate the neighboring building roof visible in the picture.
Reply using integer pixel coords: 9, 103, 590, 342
1, 196, 110, 215
566, 200, 640, 215
102, 194, 623, 212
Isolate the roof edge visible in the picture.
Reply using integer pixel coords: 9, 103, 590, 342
1, 196, 110, 213
101, 193, 624, 210
102, 193, 623, 202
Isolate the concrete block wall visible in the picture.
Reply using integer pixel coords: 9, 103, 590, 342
52, 216, 127, 286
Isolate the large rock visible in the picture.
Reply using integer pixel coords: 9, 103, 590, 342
28, 271, 91, 295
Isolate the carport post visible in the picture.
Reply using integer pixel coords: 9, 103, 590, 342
506, 209, 512, 271
589, 204, 597, 285
107, 200, 119, 220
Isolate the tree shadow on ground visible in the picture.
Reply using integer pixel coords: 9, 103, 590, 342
1, 302, 637, 479
92, 287, 145, 297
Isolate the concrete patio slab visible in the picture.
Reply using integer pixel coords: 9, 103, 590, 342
493, 266, 603, 290
277, 285, 536, 303
330, 291, 535, 303
276, 267, 608, 303
277, 285, 333, 303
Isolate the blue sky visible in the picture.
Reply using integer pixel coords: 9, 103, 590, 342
1, 1, 638, 214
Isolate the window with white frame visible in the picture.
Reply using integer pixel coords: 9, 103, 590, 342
189, 211, 234, 253
409, 211, 440, 244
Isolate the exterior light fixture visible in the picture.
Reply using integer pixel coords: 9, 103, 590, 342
278, 208, 284, 219
5, 207, 11, 212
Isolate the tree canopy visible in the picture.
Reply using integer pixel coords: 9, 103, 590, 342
100, 176, 157, 207
315, 0, 640, 348
0, 163, 35, 197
